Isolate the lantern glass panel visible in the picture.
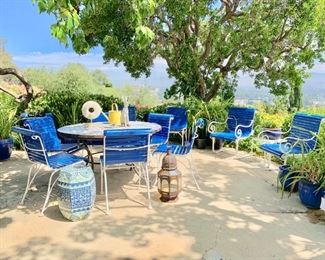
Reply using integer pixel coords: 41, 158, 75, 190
170, 178, 178, 193
161, 179, 170, 193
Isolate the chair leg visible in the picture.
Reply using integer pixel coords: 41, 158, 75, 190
189, 153, 203, 180
211, 138, 215, 152
143, 164, 152, 209
100, 161, 104, 195
138, 163, 142, 190
235, 139, 239, 153
103, 169, 110, 214
267, 153, 272, 169
40, 169, 60, 215
185, 156, 200, 190
20, 164, 41, 205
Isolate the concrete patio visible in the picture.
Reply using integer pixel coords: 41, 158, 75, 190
0, 149, 324, 260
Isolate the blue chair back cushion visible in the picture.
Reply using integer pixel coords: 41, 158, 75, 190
92, 112, 109, 123
148, 113, 173, 144
166, 107, 187, 131
103, 128, 151, 165
23, 116, 61, 150
288, 113, 324, 151
227, 107, 255, 134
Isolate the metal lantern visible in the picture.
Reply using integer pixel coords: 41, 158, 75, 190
157, 149, 182, 202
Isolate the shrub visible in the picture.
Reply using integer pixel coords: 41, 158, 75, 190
28, 90, 122, 127
0, 93, 18, 139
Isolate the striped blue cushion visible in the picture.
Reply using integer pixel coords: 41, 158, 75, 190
48, 153, 85, 169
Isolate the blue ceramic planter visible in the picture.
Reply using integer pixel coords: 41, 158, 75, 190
262, 128, 282, 140
278, 165, 298, 192
57, 164, 96, 221
0, 138, 13, 161
298, 180, 324, 209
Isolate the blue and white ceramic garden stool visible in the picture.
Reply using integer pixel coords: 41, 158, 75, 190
57, 164, 96, 221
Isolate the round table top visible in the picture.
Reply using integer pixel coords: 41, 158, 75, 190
58, 121, 161, 141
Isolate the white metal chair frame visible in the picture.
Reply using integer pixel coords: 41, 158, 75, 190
170, 128, 187, 146
208, 115, 255, 153
18, 134, 84, 215
258, 124, 322, 167
100, 135, 152, 214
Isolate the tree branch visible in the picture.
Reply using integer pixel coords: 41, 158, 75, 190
0, 68, 33, 107
0, 87, 22, 101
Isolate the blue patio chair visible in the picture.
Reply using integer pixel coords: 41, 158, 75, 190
259, 113, 324, 165
118, 105, 137, 121
208, 107, 256, 153
166, 106, 188, 145
154, 118, 205, 189
92, 112, 109, 123
23, 115, 83, 154
148, 113, 174, 146
12, 126, 87, 214
100, 128, 152, 214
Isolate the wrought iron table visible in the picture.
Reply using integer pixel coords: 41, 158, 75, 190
58, 122, 162, 167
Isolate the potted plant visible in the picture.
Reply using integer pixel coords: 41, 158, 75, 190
278, 164, 298, 192
283, 147, 325, 209
196, 120, 208, 149
184, 96, 230, 150
0, 95, 18, 161
258, 112, 287, 140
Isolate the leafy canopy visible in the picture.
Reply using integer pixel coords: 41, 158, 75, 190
34, 0, 325, 101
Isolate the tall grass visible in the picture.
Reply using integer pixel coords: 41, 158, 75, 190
0, 94, 18, 139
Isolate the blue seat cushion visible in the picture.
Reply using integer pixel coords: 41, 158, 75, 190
210, 131, 237, 141
50, 143, 81, 153
260, 143, 304, 158
210, 131, 251, 141
154, 143, 190, 155
48, 152, 86, 169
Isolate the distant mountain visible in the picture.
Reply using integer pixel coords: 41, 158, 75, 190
235, 72, 325, 105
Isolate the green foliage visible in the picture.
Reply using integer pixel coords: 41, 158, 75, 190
285, 143, 325, 191
28, 90, 122, 127
116, 85, 161, 108
35, 0, 325, 102
0, 94, 18, 139
253, 102, 290, 135
34, 0, 156, 51
24, 63, 113, 95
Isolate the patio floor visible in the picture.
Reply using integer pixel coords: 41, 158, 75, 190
0, 149, 324, 260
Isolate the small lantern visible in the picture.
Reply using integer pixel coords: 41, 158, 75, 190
157, 149, 182, 202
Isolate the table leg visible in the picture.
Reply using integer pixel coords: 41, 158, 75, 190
83, 143, 95, 170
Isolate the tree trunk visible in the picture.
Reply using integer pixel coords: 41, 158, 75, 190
203, 81, 221, 102
0, 68, 33, 108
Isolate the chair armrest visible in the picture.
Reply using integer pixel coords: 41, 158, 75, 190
257, 128, 291, 140
208, 119, 227, 133
12, 126, 47, 152
278, 136, 315, 154
235, 120, 254, 138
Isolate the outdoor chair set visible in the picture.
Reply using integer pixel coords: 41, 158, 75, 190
12, 106, 201, 215
207, 108, 324, 165
12, 105, 324, 217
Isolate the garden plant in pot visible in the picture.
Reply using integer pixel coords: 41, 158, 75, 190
283, 146, 325, 209
0, 95, 18, 161
257, 112, 286, 141
184, 96, 230, 150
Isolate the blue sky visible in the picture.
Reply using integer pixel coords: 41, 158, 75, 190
0, 0, 324, 101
